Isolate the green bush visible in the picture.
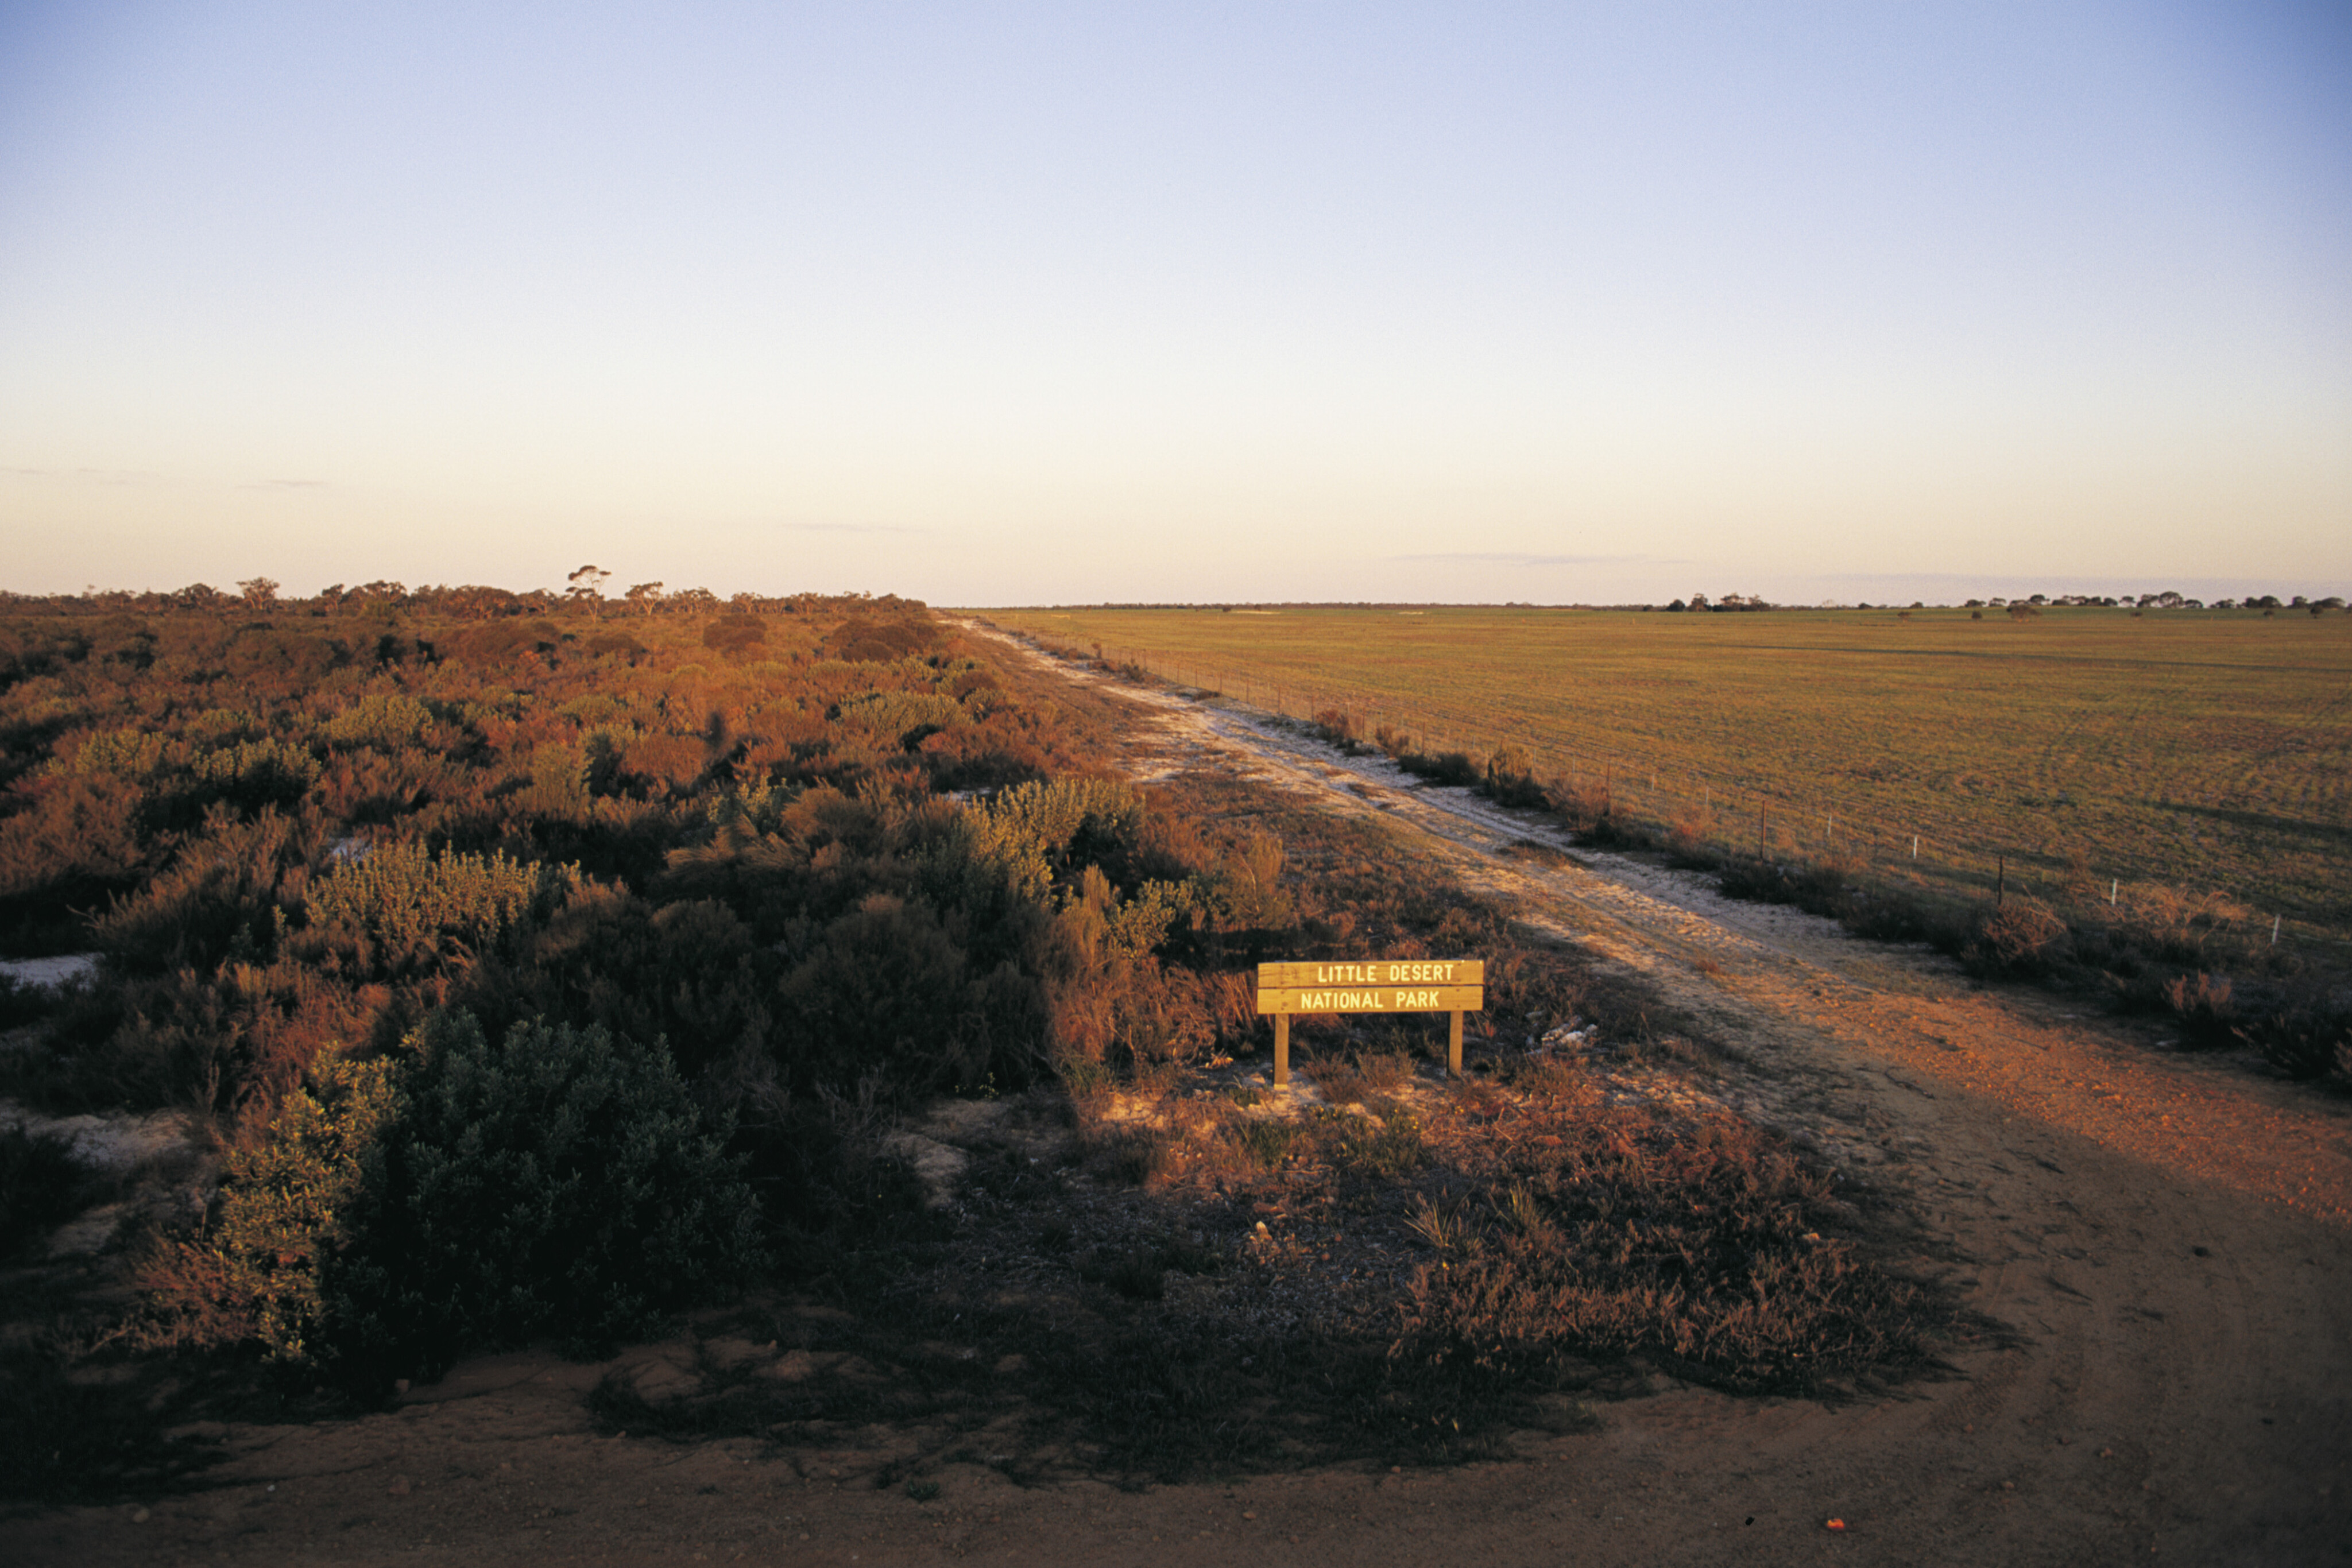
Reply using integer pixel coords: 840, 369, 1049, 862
298, 842, 571, 982
776, 892, 1046, 1093
133, 1056, 400, 1357
326, 1012, 764, 1380
953, 776, 1144, 901
319, 693, 435, 751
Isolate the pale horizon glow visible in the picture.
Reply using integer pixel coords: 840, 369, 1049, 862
2, 2, 2346, 605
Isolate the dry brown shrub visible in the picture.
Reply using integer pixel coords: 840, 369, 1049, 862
1968, 896, 2070, 976
1509, 1053, 1590, 1102
1665, 809, 1715, 865
1206, 970, 1258, 1037
1310, 1059, 1370, 1105
2114, 884, 2251, 964
2158, 971, 2235, 1044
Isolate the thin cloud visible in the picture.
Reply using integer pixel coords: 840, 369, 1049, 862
75, 467, 161, 485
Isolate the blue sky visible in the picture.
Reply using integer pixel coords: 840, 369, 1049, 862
2, 2, 2345, 605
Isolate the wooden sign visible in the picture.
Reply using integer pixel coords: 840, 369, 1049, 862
1258, 960, 1483, 989
1254, 958, 1484, 1085
1256, 986, 1484, 1014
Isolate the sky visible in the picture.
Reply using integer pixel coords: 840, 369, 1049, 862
1, 2, 2346, 606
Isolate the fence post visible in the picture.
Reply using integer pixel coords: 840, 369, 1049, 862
1997, 855, 2006, 905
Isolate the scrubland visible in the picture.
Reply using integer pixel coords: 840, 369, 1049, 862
0, 591, 1959, 1512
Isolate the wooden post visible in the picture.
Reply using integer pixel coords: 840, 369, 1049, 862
1273, 1013, 1290, 1086
1997, 855, 2006, 905
1448, 1011, 1464, 1077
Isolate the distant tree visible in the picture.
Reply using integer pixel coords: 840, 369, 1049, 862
1686, 593, 1709, 611
566, 564, 611, 619
1665, 598, 1688, 612
238, 577, 280, 613
172, 583, 226, 610
625, 582, 665, 617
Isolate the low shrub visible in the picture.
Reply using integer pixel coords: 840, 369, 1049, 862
1664, 810, 1714, 867
1963, 896, 2071, 978
2109, 884, 2251, 967
2159, 971, 2237, 1046
326, 1012, 765, 1381
2237, 1002, 2352, 1081
1409, 749, 1483, 788
1393, 1109, 1939, 1393
702, 617, 768, 658
1312, 708, 1362, 750
132, 1055, 399, 1357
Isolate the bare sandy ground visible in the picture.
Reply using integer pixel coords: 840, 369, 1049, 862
9, 635, 2347, 1566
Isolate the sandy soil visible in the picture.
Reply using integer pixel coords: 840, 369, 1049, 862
9, 638, 2348, 1567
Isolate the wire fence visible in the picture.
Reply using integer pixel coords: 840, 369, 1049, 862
1008, 632, 2336, 957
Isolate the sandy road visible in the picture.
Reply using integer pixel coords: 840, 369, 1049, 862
9, 635, 2348, 1567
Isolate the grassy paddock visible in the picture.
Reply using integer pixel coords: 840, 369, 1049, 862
972, 605, 2352, 953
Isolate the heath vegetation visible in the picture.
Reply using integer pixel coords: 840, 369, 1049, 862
0, 584, 1966, 1501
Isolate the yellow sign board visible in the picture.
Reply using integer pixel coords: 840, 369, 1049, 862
1255, 985, 1484, 1015
1258, 959, 1483, 990
1251, 958, 1485, 1083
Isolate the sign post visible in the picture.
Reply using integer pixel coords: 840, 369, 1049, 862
1254, 959, 1486, 1084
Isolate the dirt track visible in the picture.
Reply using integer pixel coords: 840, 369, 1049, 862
8, 637, 2349, 1566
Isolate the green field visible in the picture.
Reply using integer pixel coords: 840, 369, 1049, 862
974, 605, 2352, 948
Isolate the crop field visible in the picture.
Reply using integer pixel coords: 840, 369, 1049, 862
974, 605, 2352, 949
